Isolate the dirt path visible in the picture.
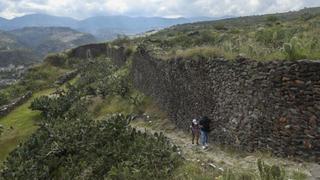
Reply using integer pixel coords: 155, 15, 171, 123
131, 117, 320, 179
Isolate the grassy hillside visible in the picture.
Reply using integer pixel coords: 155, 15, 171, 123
0, 88, 54, 165
133, 7, 320, 61
0, 56, 75, 166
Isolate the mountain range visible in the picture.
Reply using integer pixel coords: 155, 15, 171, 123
0, 14, 229, 67
0, 14, 224, 41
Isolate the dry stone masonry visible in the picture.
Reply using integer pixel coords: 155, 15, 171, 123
55, 70, 78, 85
131, 47, 320, 162
0, 91, 32, 117
69, 43, 127, 67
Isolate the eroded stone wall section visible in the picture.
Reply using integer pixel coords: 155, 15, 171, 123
69, 43, 127, 67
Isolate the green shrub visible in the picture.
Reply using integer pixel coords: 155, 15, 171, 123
283, 37, 306, 60
292, 171, 308, 180
30, 88, 80, 118
1, 109, 181, 179
1, 56, 182, 179
255, 28, 274, 46
219, 169, 255, 180
217, 160, 295, 180
0, 124, 3, 136
124, 46, 135, 57
214, 23, 228, 31
266, 16, 279, 22
257, 159, 286, 180
0, 92, 9, 106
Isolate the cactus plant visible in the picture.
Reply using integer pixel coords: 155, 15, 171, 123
0, 124, 3, 136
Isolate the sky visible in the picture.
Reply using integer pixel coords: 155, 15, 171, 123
0, 0, 320, 19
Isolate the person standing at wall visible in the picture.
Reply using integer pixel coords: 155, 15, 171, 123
190, 119, 200, 145
199, 116, 210, 149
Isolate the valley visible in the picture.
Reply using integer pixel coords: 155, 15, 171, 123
0, 5, 320, 180
0, 27, 96, 85
0, 27, 96, 66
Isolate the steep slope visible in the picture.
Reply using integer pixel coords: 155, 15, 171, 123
170, 7, 320, 30
140, 6, 320, 61
10, 27, 96, 56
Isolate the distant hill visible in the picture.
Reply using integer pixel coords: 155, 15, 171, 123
10, 27, 96, 56
0, 27, 96, 67
77, 16, 191, 40
0, 30, 24, 50
177, 7, 320, 28
0, 14, 221, 41
0, 14, 78, 30
0, 17, 7, 24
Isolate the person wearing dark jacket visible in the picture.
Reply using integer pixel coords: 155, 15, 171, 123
199, 116, 210, 149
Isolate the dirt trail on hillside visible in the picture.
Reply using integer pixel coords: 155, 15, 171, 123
131, 118, 320, 180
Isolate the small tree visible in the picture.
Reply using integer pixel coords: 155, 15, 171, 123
0, 92, 9, 106
44, 53, 68, 67
266, 16, 278, 22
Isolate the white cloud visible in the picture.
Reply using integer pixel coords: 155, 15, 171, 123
105, 0, 129, 13
0, 0, 319, 19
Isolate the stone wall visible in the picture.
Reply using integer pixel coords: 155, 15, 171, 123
55, 70, 78, 85
68, 43, 127, 67
131, 47, 320, 162
0, 91, 32, 117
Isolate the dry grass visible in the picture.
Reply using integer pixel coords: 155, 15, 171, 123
168, 46, 236, 60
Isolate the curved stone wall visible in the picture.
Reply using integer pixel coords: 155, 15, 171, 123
131, 47, 320, 162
